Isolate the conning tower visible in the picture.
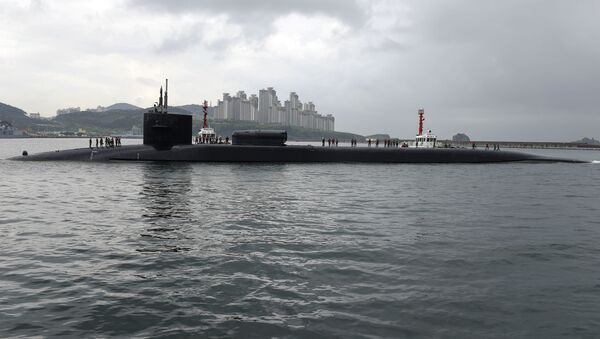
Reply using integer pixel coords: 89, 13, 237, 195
143, 79, 192, 150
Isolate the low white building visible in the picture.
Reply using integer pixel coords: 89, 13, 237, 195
56, 107, 81, 115
0, 121, 24, 136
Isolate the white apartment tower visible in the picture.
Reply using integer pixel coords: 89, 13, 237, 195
215, 87, 334, 131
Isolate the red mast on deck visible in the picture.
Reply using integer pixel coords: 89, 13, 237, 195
202, 100, 208, 128
418, 108, 425, 135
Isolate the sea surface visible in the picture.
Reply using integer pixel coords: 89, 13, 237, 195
1, 138, 599, 338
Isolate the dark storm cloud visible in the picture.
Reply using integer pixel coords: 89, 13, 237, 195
427, 1, 600, 108
414, 0, 600, 114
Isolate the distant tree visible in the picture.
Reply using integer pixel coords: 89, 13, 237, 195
452, 133, 470, 142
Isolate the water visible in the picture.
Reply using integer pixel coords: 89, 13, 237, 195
1, 139, 599, 338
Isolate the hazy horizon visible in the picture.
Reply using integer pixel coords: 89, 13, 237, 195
1, 0, 599, 141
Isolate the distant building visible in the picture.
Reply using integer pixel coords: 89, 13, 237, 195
325, 114, 335, 132
0, 121, 24, 136
213, 87, 334, 131
215, 91, 262, 122
216, 93, 232, 120
131, 125, 142, 136
257, 87, 278, 123
56, 107, 81, 115
29, 112, 41, 119
215, 87, 334, 131
248, 94, 258, 121
87, 106, 107, 112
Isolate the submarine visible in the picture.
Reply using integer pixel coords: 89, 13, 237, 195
12, 80, 584, 164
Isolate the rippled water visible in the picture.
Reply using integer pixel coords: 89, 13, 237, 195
1, 139, 600, 338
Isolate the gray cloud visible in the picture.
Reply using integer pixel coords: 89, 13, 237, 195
127, 0, 367, 27
129, 0, 369, 54
381, 0, 600, 139
1, 1, 599, 141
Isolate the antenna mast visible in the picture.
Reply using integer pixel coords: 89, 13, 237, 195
203, 100, 208, 128
164, 79, 168, 114
418, 108, 424, 135
158, 86, 163, 112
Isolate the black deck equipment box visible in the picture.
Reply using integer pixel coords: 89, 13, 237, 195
232, 130, 287, 146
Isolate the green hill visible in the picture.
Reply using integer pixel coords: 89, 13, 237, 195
52, 106, 192, 133
53, 109, 143, 133
0, 101, 34, 127
1, 101, 364, 140
178, 104, 216, 117
166, 106, 195, 115
105, 103, 142, 111
178, 104, 201, 115
0, 101, 60, 131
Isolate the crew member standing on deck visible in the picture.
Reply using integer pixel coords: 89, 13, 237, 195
89, 138, 92, 148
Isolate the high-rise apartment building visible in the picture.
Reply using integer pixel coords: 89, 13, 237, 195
216, 93, 232, 120
258, 87, 279, 124
215, 87, 334, 132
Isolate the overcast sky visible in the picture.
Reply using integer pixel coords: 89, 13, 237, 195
1, 0, 599, 140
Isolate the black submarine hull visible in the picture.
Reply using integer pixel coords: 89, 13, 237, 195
11, 144, 585, 163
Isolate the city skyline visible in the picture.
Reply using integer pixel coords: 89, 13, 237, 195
1, 1, 599, 141
215, 87, 334, 132
49, 85, 335, 132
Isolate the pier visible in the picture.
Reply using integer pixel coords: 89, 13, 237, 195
446, 140, 600, 150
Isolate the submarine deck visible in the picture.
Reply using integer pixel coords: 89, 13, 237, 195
10, 144, 585, 163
